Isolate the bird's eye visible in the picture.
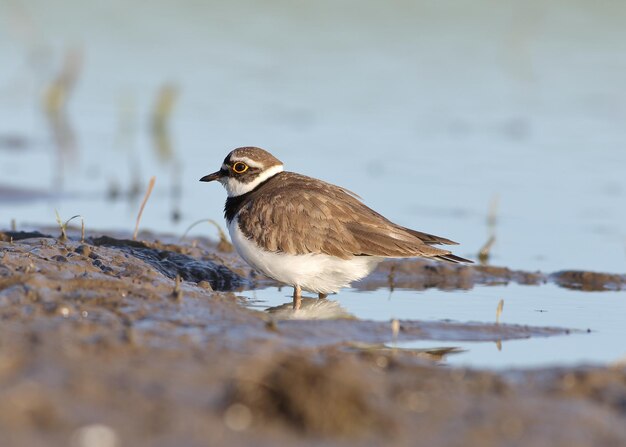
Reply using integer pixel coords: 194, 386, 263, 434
232, 162, 249, 174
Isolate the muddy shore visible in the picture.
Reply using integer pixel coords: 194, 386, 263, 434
0, 229, 625, 447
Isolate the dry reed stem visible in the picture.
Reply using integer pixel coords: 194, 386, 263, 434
478, 194, 500, 264
172, 274, 183, 301
478, 235, 496, 264
180, 218, 233, 252
496, 299, 504, 325
391, 319, 400, 348
133, 176, 156, 241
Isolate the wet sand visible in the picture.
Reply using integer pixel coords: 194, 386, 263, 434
0, 229, 625, 446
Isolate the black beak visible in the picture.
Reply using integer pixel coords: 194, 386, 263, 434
200, 170, 222, 182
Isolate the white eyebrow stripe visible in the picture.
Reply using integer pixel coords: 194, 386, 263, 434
231, 156, 264, 169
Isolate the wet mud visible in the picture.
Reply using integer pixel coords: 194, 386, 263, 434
0, 229, 625, 446
357, 258, 626, 292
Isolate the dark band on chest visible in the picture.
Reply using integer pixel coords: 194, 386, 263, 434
224, 174, 277, 222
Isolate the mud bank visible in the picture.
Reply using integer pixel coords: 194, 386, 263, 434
357, 258, 626, 292
0, 230, 625, 446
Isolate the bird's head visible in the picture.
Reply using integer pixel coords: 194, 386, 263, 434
200, 147, 284, 197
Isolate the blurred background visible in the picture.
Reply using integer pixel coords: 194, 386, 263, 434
1, 0, 625, 273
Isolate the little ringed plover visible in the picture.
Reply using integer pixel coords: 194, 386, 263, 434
201, 146, 472, 310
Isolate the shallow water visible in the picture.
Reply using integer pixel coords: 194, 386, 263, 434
248, 282, 626, 368
1, 0, 625, 368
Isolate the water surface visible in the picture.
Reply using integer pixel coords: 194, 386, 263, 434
249, 282, 626, 368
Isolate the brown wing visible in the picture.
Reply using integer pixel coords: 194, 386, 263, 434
237, 172, 471, 262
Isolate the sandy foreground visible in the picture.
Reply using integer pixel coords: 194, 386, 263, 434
0, 229, 625, 447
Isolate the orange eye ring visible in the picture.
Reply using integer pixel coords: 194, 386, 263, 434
232, 162, 249, 174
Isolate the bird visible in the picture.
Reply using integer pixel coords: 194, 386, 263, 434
200, 146, 472, 310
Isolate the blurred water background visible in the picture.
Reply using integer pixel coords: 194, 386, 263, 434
1, 0, 625, 366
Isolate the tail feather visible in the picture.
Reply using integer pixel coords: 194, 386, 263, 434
434, 253, 473, 264
403, 227, 459, 246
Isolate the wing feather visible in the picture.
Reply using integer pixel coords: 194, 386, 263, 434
236, 172, 471, 263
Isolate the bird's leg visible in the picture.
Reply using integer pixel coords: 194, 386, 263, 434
293, 285, 302, 310
318, 293, 328, 300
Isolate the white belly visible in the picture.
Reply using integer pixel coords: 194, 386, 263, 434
228, 218, 382, 294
